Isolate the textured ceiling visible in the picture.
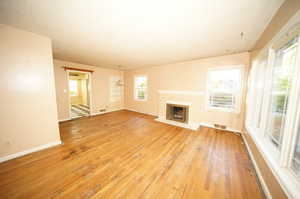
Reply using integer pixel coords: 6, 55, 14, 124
0, 0, 284, 69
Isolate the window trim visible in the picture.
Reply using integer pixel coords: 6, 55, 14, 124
206, 65, 244, 113
245, 15, 300, 198
134, 75, 148, 101
246, 125, 300, 199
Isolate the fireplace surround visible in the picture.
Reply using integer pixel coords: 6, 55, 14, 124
155, 91, 202, 130
166, 103, 189, 123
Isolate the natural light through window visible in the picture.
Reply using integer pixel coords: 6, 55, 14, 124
69, 80, 78, 96
246, 29, 300, 198
266, 37, 298, 149
207, 67, 242, 112
134, 76, 147, 101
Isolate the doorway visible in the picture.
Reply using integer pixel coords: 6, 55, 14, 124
67, 71, 91, 119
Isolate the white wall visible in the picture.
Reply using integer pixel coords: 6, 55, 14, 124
0, 25, 61, 158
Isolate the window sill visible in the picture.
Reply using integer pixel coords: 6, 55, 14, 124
134, 99, 147, 102
207, 106, 240, 114
246, 125, 300, 199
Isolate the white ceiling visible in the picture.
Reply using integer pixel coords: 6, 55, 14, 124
0, 0, 284, 69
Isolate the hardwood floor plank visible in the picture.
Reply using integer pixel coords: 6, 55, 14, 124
0, 110, 265, 199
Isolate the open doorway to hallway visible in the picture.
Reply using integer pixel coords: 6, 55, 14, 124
68, 71, 91, 119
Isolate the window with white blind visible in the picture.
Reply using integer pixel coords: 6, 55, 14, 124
134, 75, 147, 101
207, 67, 242, 112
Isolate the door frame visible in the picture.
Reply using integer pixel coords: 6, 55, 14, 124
66, 70, 92, 119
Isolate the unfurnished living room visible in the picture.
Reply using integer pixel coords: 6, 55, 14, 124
1, 0, 300, 199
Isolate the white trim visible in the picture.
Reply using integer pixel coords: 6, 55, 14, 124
246, 126, 300, 199
58, 118, 71, 122
0, 141, 62, 163
91, 108, 124, 116
199, 122, 241, 134
66, 70, 92, 120
166, 100, 192, 106
155, 117, 200, 130
124, 108, 157, 116
241, 133, 272, 199
280, 35, 300, 167
158, 90, 205, 96
244, 12, 300, 199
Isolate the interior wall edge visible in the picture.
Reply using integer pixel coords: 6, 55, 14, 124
0, 141, 62, 163
253, 0, 300, 51
241, 133, 272, 199
242, 131, 288, 199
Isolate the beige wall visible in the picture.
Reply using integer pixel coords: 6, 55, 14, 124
0, 25, 61, 157
253, 0, 300, 50
53, 59, 124, 120
124, 52, 249, 131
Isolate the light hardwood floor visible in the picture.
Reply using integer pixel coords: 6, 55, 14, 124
0, 110, 264, 199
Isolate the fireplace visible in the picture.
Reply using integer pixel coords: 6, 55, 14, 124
166, 103, 189, 123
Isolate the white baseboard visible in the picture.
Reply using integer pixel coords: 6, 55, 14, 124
91, 108, 124, 116
155, 117, 200, 130
124, 108, 157, 117
0, 140, 62, 163
199, 122, 241, 134
241, 134, 272, 199
58, 118, 71, 122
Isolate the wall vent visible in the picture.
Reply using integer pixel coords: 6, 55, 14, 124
214, 124, 227, 129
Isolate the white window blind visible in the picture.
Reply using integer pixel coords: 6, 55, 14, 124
207, 68, 242, 112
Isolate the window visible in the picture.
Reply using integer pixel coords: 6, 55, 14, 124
266, 37, 298, 149
292, 124, 300, 177
110, 76, 122, 102
69, 80, 78, 96
245, 24, 300, 197
207, 67, 242, 112
134, 75, 147, 101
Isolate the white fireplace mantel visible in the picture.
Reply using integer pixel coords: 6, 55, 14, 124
166, 101, 191, 106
